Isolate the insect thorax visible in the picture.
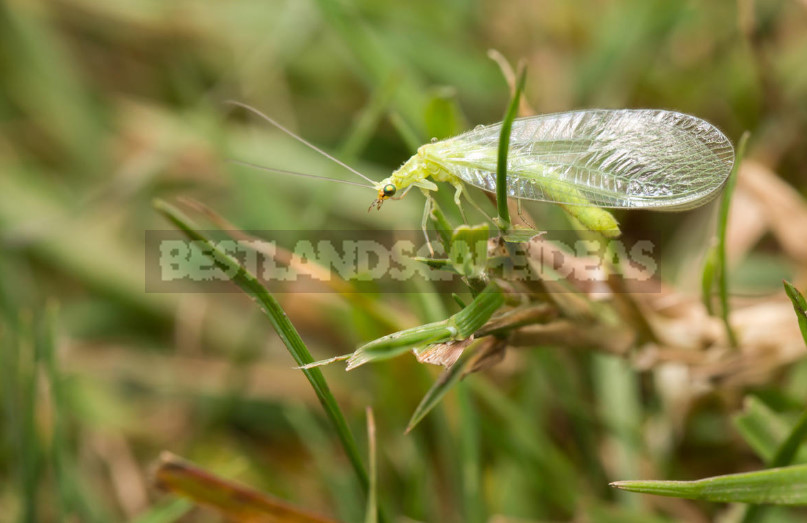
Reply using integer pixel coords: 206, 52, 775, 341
383, 147, 454, 193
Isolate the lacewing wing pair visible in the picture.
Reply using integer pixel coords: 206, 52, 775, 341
228, 101, 734, 238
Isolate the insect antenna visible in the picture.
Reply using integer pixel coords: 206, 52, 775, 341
229, 160, 375, 189
225, 100, 378, 185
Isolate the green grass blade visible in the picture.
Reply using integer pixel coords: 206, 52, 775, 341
457, 382, 485, 523
593, 353, 641, 509
742, 397, 807, 523
388, 111, 424, 153
451, 284, 504, 336
701, 245, 718, 315
311, 0, 426, 135
783, 280, 807, 347
346, 283, 503, 370
611, 464, 807, 505
346, 322, 456, 370
341, 70, 402, 160
624, 393, 807, 518
38, 305, 71, 522
770, 409, 807, 468
495, 65, 527, 230
284, 404, 363, 522
471, 377, 579, 513
717, 131, 750, 348
424, 86, 468, 141
733, 396, 798, 464
2, 315, 39, 523
153, 200, 370, 497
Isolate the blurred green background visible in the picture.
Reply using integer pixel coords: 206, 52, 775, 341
2, 0, 807, 521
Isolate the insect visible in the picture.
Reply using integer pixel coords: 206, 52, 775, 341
228, 102, 735, 240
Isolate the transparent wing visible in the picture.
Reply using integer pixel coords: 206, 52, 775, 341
430, 109, 735, 210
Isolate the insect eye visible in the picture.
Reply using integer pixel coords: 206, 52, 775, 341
383, 184, 396, 197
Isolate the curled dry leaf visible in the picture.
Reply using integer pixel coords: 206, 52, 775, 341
415, 334, 507, 376
415, 337, 476, 368
466, 337, 509, 374
509, 319, 636, 355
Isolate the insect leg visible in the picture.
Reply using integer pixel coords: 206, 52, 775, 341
390, 185, 413, 201
462, 188, 493, 222
515, 198, 535, 228
420, 192, 435, 256
450, 181, 468, 223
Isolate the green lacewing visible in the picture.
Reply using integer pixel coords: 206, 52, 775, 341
230, 103, 734, 238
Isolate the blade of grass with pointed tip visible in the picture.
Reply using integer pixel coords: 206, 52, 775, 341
153, 200, 369, 498
495, 65, 527, 230
783, 280, 807, 347
346, 323, 455, 370
717, 131, 750, 348
611, 464, 807, 505
346, 283, 503, 370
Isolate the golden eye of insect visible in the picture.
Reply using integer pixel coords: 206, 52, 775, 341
382, 184, 396, 198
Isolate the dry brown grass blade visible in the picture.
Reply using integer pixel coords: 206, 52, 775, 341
153, 452, 340, 523
508, 320, 635, 355
465, 337, 509, 374
475, 303, 557, 337
487, 49, 536, 116
725, 178, 767, 263
735, 161, 807, 264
